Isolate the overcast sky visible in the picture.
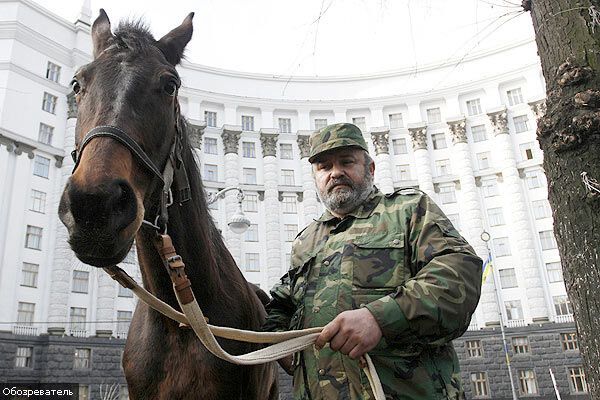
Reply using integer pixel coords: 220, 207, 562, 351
31, 0, 534, 76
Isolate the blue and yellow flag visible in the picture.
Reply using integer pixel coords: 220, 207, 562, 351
482, 254, 493, 283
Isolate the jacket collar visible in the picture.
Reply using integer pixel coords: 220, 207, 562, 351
315, 186, 382, 223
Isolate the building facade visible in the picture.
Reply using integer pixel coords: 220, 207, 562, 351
0, 0, 589, 398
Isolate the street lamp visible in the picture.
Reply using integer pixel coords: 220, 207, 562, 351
207, 187, 251, 234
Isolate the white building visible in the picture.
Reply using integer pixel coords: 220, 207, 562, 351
0, 0, 570, 342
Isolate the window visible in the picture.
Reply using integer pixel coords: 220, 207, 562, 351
389, 113, 404, 128
520, 142, 535, 160
204, 137, 217, 154
525, 170, 543, 189
546, 262, 563, 283
569, 367, 588, 393
118, 284, 133, 298
396, 165, 411, 181
426, 107, 442, 124
499, 268, 518, 288
117, 311, 132, 335
203, 164, 218, 181
493, 237, 511, 256
471, 125, 487, 142
204, 111, 217, 127
507, 88, 524, 106
243, 194, 258, 212
477, 152, 491, 170
74, 348, 91, 369
38, 123, 54, 145
280, 143, 293, 159
46, 61, 61, 82
554, 295, 573, 316
282, 195, 297, 213
532, 200, 551, 219
30, 190, 46, 213
435, 159, 451, 176
17, 302, 35, 326
21, 263, 39, 287
431, 133, 447, 150
561, 332, 579, 351
466, 340, 483, 358
466, 99, 482, 116
69, 307, 87, 332
282, 169, 295, 186
284, 224, 298, 242
505, 300, 524, 321
278, 118, 291, 133
245, 253, 260, 272
446, 214, 460, 230
539, 230, 558, 250
481, 178, 498, 197
242, 141, 256, 158
79, 385, 90, 400
352, 117, 366, 132
25, 225, 43, 250
392, 138, 407, 155
314, 118, 328, 130
241, 115, 254, 131
518, 370, 538, 395
42, 92, 57, 113
72, 270, 89, 293
15, 347, 33, 368
33, 155, 50, 178
487, 207, 505, 226
470, 372, 489, 397
513, 115, 529, 133
512, 337, 530, 354
438, 184, 456, 204
243, 168, 257, 184
245, 224, 258, 242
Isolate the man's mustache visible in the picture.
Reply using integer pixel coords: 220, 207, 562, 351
327, 177, 354, 192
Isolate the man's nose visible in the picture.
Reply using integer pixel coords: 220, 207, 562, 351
330, 163, 345, 178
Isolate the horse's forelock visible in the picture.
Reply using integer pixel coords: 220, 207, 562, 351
113, 19, 155, 51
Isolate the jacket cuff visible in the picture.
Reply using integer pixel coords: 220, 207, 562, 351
365, 295, 410, 339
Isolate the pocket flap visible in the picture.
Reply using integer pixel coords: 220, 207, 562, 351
353, 232, 405, 249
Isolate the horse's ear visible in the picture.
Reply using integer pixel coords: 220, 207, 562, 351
92, 9, 113, 58
157, 12, 194, 65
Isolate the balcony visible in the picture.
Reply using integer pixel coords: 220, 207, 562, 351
13, 325, 38, 336
506, 319, 526, 328
69, 328, 88, 337
467, 322, 479, 331
554, 314, 574, 324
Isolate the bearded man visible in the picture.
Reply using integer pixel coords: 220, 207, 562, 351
263, 123, 483, 400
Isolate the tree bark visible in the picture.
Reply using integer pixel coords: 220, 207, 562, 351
526, 0, 600, 396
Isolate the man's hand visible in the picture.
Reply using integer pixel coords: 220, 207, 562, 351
315, 308, 382, 359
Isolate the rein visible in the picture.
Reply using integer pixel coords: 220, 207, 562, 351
71, 118, 385, 399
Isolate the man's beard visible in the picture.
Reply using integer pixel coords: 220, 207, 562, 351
318, 169, 374, 216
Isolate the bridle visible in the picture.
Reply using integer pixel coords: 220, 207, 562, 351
70, 103, 190, 233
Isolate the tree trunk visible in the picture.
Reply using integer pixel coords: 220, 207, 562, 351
525, 0, 600, 395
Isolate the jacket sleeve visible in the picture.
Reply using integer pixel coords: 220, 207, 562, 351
365, 193, 482, 346
262, 273, 295, 332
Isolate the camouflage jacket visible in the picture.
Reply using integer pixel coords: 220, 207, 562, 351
263, 188, 482, 400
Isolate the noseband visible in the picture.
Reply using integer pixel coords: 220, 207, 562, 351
70, 120, 190, 233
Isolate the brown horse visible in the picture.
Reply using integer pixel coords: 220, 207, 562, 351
58, 10, 278, 400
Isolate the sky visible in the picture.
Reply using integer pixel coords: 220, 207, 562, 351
31, 0, 535, 77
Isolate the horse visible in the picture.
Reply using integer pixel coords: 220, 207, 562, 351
58, 10, 278, 400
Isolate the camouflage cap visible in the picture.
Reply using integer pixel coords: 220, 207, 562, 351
308, 123, 369, 163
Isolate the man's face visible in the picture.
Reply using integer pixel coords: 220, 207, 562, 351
312, 147, 375, 216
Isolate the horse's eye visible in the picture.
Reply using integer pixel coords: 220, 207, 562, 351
164, 80, 178, 97
71, 79, 81, 95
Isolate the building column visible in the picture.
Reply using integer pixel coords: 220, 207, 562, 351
447, 117, 498, 326
47, 93, 78, 335
297, 134, 319, 223
188, 121, 206, 163
488, 107, 550, 323
221, 125, 242, 266
408, 123, 435, 197
370, 128, 394, 194
95, 271, 116, 337
260, 130, 283, 289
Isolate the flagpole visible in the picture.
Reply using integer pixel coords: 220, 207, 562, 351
481, 231, 519, 400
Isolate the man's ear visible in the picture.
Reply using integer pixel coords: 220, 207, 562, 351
369, 159, 375, 175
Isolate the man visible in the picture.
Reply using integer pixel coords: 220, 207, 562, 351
264, 123, 482, 400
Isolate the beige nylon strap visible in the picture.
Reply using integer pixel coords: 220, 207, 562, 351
103, 265, 385, 400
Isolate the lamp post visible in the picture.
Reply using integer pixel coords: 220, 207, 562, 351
207, 187, 251, 234
481, 230, 518, 400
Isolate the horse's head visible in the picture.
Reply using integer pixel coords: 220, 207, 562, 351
58, 10, 193, 267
